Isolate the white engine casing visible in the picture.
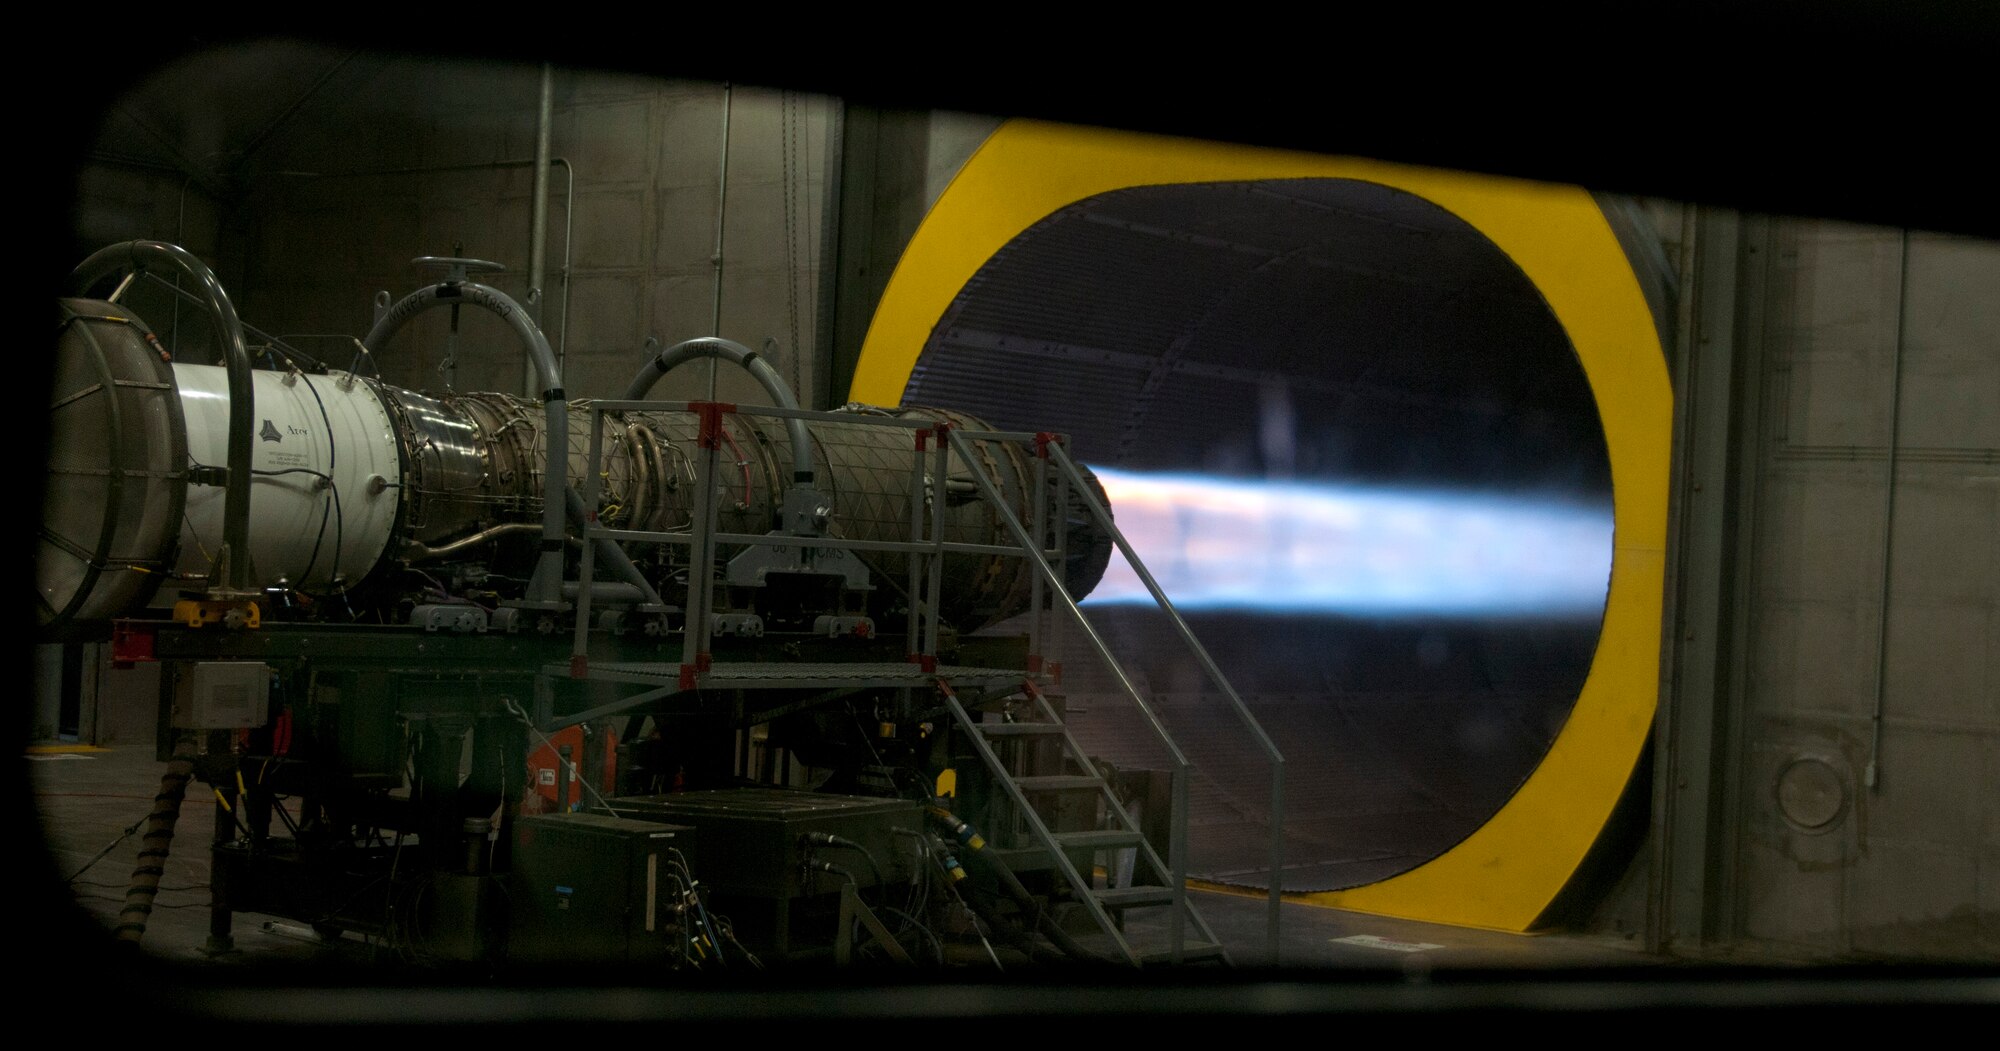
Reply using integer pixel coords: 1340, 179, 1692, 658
173, 364, 402, 590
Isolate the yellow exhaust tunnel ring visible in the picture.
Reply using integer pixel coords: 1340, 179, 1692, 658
852, 120, 1670, 932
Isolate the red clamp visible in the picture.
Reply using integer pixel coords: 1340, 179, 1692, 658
1026, 653, 1043, 674
914, 428, 930, 452
110, 620, 157, 667
679, 663, 698, 691
569, 654, 589, 679
692, 401, 737, 450
272, 707, 294, 756
1034, 432, 1060, 459
696, 651, 712, 673
1048, 661, 1063, 685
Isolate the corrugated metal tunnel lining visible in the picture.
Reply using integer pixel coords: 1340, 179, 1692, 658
901, 178, 1614, 891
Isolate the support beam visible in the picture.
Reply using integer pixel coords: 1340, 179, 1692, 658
825, 104, 882, 405
1650, 207, 1770, 952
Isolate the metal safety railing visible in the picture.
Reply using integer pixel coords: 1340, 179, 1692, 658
946, 427, 1286, 964
1038, 438, 1287, 962
553, 398, 1284, 962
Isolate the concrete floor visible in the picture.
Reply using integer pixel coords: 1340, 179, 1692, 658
31, 740, 1660, 974
36, 741, 2000, 1033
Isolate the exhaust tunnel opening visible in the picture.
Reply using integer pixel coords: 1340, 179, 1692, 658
897, 177, 1616, 892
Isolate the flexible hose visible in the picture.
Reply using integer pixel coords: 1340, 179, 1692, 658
804, 832, 885, 888
926, 806, 1110, 965
113, 756, 196, 945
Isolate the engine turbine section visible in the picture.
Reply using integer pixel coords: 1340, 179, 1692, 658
39, 298, 1113, 638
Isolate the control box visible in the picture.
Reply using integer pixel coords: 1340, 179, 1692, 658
509, 812, 697, 964
600, 788, 922, 898
171, 661, 270, 729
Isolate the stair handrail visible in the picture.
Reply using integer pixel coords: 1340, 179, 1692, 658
1044, 438, 1288, 965
555, 401, 1283, 960
941, 427, 1215, 960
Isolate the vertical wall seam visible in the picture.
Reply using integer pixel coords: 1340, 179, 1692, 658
1864, 230, 1912, 792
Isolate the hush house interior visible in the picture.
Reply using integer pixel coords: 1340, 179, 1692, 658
898, 177, 1617, 892
39, 50, 1690, 971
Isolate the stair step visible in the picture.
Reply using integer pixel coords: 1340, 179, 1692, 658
983, 724, 1065, 739
1137, 940, 1228, 965
985, 828, 1142, 870
933, 560, 1232, 970
1049, 829, 1142, 850
1092, 885, 1176, 908
1014, 775, 1104, 792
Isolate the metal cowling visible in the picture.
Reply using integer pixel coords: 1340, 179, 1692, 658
385, 392, 1111, 632
40, 300, 188, 634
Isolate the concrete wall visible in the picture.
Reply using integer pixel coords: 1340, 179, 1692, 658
855, 110, 1001, 308
1636, 206, 1999, 961
1729, 223, 1998, 959
216, 56, 834, 408
68, 164, 223, 272
29, 644, 69, 744
824, 108, 1001, 403
65, 164, 226, 359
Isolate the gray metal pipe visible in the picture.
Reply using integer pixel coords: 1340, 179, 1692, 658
529, 64, 554, 329
171, 178, 188, 357
403, 523, 546, 562
560, 580, 648, 604
1866, 230, 1913, 792
624, 337, 816, 485
364, 281, 567, 605
553, 158, 575, 373
710, 83, 733, 350
527, 64, 555, 399
70, 241, 254, 596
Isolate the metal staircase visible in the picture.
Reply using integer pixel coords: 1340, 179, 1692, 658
540, 398, 1283, 966
942, 679, 1227, 965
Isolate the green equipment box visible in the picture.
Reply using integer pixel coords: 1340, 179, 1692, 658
509, 812, 697, 965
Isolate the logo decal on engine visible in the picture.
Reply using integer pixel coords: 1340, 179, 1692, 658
259, 419, 282, 443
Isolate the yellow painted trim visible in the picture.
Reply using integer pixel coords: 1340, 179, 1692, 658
855, 120, 1671, 932
25, 744, 109, 754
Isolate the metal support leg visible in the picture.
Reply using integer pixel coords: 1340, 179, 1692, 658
204, 781, 237, 955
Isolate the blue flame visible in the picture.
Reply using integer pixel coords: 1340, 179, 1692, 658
1085, 468, 1613, 617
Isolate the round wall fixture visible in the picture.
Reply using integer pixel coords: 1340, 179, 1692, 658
1776, 756, 1849, 834
853, 120, 1670, 932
